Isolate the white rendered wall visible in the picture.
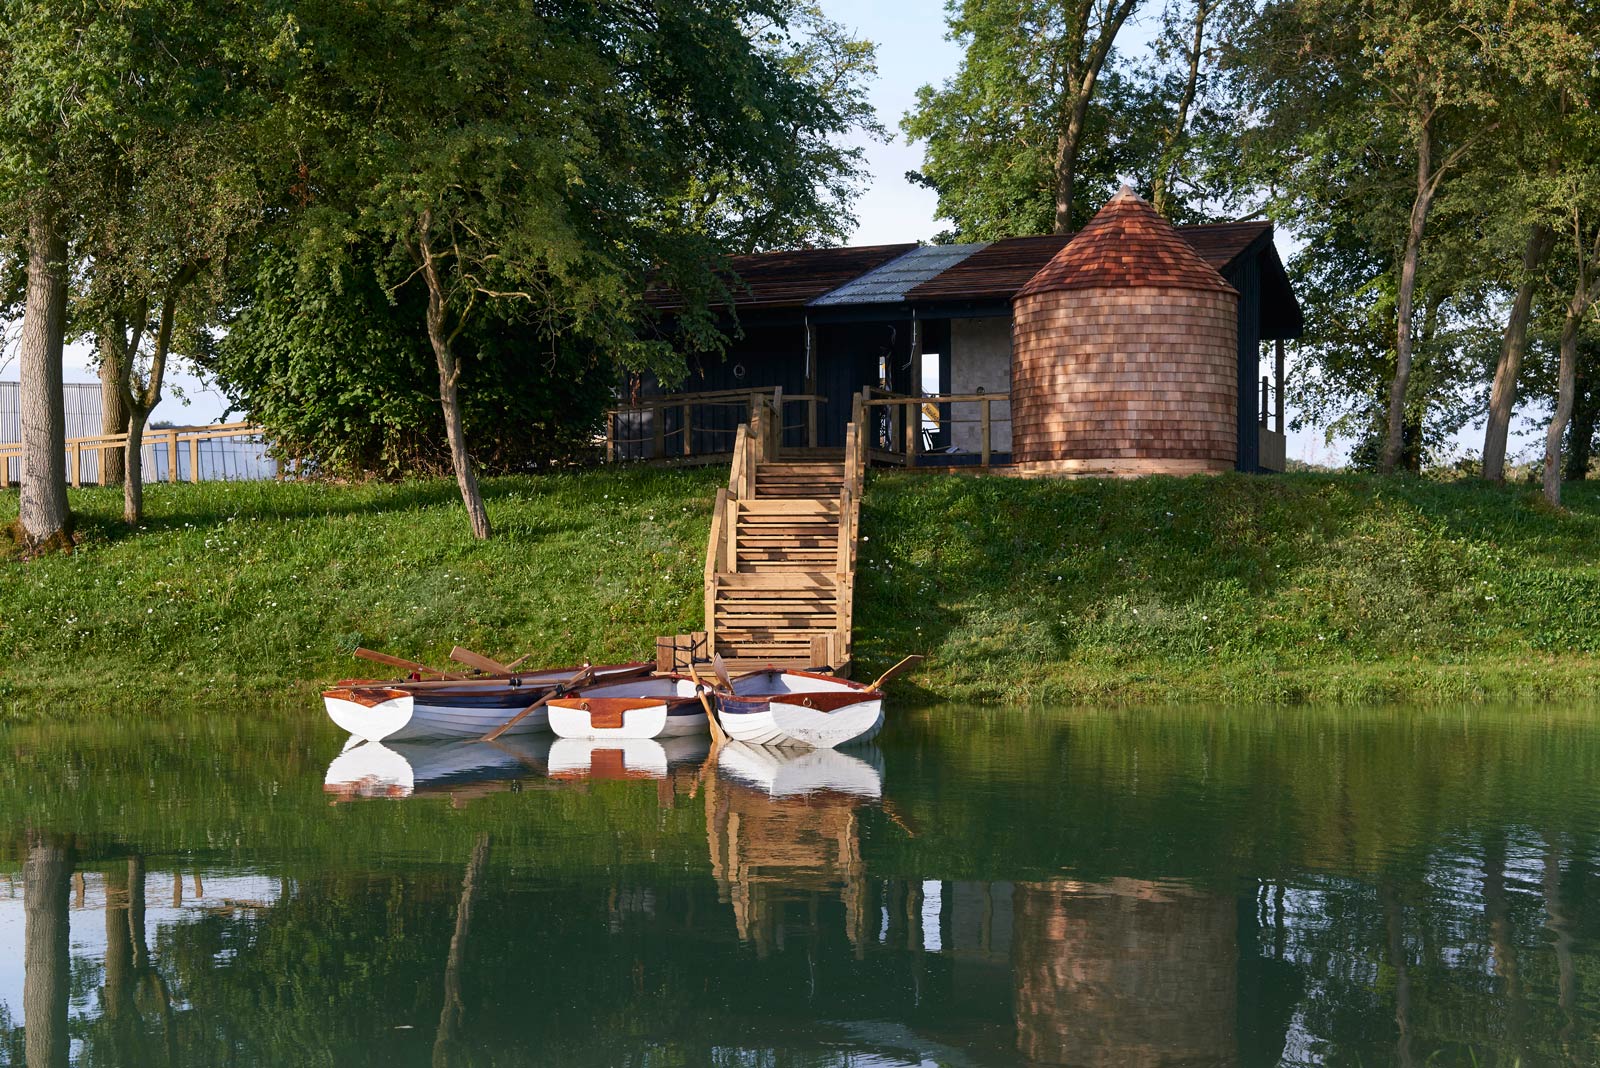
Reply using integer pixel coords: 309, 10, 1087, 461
949, 318, 1013, 454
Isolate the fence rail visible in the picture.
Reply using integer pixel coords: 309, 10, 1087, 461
857, 388, 1013, 469
0, 421, 275, 488
604, 387, 827, 463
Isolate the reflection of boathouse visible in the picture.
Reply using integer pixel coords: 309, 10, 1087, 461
1013, 879, 1237, 1067
703, 775, 869, 955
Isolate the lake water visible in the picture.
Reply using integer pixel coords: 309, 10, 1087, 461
2, 705, 1598, 1066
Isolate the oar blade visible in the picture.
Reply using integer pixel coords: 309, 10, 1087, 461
869, 655, 925, 692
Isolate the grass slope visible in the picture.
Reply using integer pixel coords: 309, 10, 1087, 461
2, 467, 1598, 717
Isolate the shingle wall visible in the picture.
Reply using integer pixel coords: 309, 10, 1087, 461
1010, 286, 1239, 471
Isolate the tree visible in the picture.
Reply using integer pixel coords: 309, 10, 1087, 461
1147, 0, 1218, 217
675, 3, 884, 253
903, 0, 1143, 239
280, 0, 878, 539
0, 2, 85, 550
207, 240, 616, 478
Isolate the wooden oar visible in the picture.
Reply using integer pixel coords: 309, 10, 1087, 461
713, 653, 735, 693
869, 655, 925, 692
355, 647, 439, 674
450, 646, 516, 675
503, 653, 532, 671
687, 662, 728, 747
480, 665, 592, 742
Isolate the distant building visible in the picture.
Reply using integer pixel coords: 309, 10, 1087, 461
0, 381, 276, 483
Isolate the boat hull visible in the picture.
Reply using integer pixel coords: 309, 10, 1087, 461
715, 669, 885, 749
716, 694, 883, 748
322, 662, 652, 741
547, 676, 712, 740
323, 688, 413, 742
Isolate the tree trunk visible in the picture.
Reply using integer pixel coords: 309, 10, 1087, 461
17, 207, 72, 549
1052, 127, 1079, 235
24, 832, 74, 1068
98, 331, 130, 485
1483, 224, 1555, 481
124, 411, 149, 524
1050, 0, 1140, 235
119, 278, 188, 525
1151, 0, 1210, 217
418, 218, 492, 540
1545, 227, 1600, 506
1382, 124, 1437, 473
1544, 297, 1587, 506
1565, 358, 1596, 481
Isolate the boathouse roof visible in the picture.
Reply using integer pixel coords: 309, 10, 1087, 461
646, 213, 1300, 337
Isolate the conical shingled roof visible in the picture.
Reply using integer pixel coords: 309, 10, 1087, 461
1014, 186, 1237, 299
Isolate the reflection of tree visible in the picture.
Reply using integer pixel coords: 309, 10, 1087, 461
1012, 878, 1236, 1067
23, 832, 73, 1068
434, 833, 491, 1068
703, 775, 868, 957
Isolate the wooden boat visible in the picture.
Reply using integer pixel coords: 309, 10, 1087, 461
714, 669, 885, 749
545, 675, 710, 740
716, 741, 883, 799
547, 734, 711, 780
322, 663, 650, 741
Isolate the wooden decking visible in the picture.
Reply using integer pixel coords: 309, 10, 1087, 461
699, 398, 864, 675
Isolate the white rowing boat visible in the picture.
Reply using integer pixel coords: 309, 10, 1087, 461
545, 675, 710, 739
321, 663, 650, 741
714, 669, 885, 749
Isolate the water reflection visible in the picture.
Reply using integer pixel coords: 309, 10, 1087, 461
2, 707, 1599, 1065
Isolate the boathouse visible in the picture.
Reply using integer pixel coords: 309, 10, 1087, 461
632, 187, 1302, 476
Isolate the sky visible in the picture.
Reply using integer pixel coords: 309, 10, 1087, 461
2, 1, 1555, 467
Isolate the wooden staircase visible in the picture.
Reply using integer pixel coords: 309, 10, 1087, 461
700, 398, 864, 675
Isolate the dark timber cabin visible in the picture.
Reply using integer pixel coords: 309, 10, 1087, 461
631, 188, 1304, 476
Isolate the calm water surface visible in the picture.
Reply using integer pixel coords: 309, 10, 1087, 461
2, 705, 1599, 1066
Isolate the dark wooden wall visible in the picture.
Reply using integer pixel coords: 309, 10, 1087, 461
1221, 254, 1263, 473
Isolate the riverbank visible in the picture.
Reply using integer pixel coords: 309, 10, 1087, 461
3, 468, 1598, 719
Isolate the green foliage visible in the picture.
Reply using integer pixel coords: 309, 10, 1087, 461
206, 243, 614, 477
901, 0, 1146, 239
4, 469, 1600, 714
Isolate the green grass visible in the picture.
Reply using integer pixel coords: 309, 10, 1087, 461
2, 467, 1599, 718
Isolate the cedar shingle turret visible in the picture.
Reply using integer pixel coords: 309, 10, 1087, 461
1015, 186, 1237, 299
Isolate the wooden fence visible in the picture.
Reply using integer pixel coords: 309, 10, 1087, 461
856, 388, 1013, 469
0, 421, 274, 488
604, 387, 827, 463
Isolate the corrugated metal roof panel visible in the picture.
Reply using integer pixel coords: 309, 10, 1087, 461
808, 243, 989, 306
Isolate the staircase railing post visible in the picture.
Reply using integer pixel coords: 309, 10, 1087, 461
981, 395, 992, 469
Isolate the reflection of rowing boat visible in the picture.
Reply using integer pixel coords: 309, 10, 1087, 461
547, 734, 712, 780
546, 675, 710, 740
714, 669, 884, 749
716, 742, 883, 799
321, 663, 651, 741
323, 736, 551, 801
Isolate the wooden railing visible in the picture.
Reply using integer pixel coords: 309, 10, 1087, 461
0, 421, 273, 488
857, 388, 1012, 469
605, 386, 825, 463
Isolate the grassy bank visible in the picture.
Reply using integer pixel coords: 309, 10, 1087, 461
2, 467, 1599, 718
